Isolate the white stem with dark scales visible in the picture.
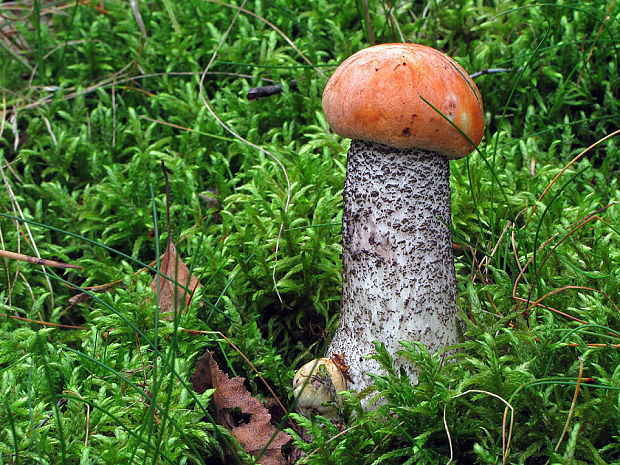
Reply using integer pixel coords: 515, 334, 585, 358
327, 139, 460, 393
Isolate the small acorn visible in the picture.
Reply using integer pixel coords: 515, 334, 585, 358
293, 358, 347, 419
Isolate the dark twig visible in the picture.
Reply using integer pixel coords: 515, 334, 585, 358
68, 280, 125, 306
247, 80, 297, 100
470, 67, 521, 79
36, 398, 68, 430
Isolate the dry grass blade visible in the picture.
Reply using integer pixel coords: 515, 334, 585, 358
199, 0, 292, 302
526, 129, 620, 225
444, 405, 454, 464
63, 389, 91, 447
6, 61, 135, 113
0, 2, 35, 71
298, 424, 361, 464
477, 220, 511, 279
130, 0, 146, 38
0, 312, 86, 330
0, 125, 56, 307
526, 213, 601, 303
512, 169, 619, 322
206, 0, 327, 79
527, 285, 619, 315
521, 201, 618, 311
452, 389, 515, 465
576, 0, 615, 86
544, 358, 585, 465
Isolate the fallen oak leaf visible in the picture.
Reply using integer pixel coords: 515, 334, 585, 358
150, 241, 201, 318
69, 280, 124, 306
191, 350, 291, 465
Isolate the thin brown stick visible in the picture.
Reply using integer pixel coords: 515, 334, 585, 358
63, 389, 91, 446
566, 343, 620, 348
525, 202, 617, 305
526, 285, 619, 315
0, 312, 86, 329
68, 279, 124, 306
0, 249, 82, 268
512, 296, 588, 325
452, 389, 515, 464
512, 232, 559, 299
576, 0, 615, 87
198, 0, 291, 303
514, 191, 617, 318
526, 129, 620, 227
549, 358, 584, 463
526, 215, 599, 303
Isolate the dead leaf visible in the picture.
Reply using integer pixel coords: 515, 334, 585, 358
150, 241, 201, 318
191, 351, 291, 465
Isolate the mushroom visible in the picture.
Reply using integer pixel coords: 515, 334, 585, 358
293, 358, 347, 419
322, 43, 484, 394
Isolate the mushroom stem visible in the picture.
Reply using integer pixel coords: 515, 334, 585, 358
327, 139, 460, 394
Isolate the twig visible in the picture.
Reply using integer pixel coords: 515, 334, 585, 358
444, 405, 454, 464
470, 67, 520, 79
247, 80, 297, 100
36, 398, 68, 430
0, 312, 86, 329
68, 279, 125, 306
130, 0, 146, 39
526, 129, 620, 226
0, 249, 82, 268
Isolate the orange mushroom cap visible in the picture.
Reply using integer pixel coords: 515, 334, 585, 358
322, 43, 485, 159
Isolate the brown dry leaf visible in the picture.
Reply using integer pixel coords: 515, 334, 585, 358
150, 241, 201, 317
191, 351, 291, 465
